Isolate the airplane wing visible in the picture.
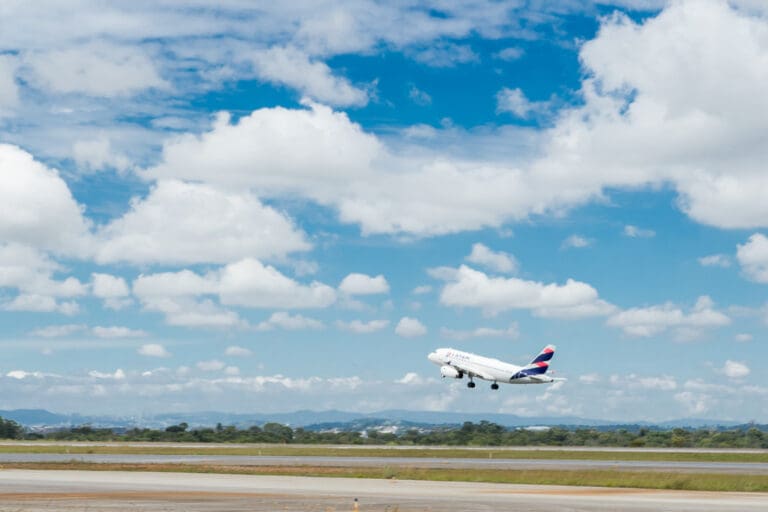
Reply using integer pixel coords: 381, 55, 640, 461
448, 361, 495, 381
528, 375, 568, 383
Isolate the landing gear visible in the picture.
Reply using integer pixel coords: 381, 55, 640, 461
491, 383, 499, 390
467, 381, 476, 389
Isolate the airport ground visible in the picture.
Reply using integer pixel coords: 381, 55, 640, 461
0, 443, 766, 511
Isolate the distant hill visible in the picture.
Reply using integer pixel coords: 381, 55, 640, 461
0, 408, 746, 430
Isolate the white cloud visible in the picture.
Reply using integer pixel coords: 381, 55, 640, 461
435, 265, 614, 318
91, 273, 132, 310
225, 346, 252, 357
91, 326, 147, 339
441, 323, 519, 341
395, 317, 427, 337
88, 369, 126, 380
73, 136, 131, 172
721, 360, 750, 379
91, 273, 130, 298
336, 319, 389, 334
735, 333, 753, 342
466, 243, 518, 274
395, 372, 425, 385
138, 344, 171, 358
561, 235, 592, 250
408, 84, 432, 105
698, 254, 731, 268
607, 295, 730, 338
412, 285, 432, 295
623, 225, 655, 238
737, 233, 768, 283
197, 359, 226, 372
251, 46, 368, 107
674, 391, 711, 415
29, 324, 86, 338
579, 373, 600, 384
495, 47, 524, 61
496, 87, 548, 118
338, 273, 390, 295
0, 244, 87, 301
133, 260, 335, 328
218, 258, 336, 309
256, 311, 324, 331
24, 43, 168, 97
3, 294, 79, 315
140, 297, 244, 328
97, 180, 310, 265
409, 42, 478, 68
0, 145, 92, 255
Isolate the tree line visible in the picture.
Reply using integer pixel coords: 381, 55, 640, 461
1, 416, 766, 448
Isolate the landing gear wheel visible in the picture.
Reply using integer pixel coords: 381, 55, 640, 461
491, 383, 499, 390
467, 381, 476, 388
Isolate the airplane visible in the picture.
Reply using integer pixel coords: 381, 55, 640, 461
427, 345, 565, 389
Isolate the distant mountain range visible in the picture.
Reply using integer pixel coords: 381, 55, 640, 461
0, 408, 748, 431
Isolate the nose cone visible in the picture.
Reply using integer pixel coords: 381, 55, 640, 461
428, 351, 441, 364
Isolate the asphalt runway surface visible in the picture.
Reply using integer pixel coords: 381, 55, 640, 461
0, 470, 766, 512
1, 452, 767, 474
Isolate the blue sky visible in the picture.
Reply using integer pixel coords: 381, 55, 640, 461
1, 0, 768, 422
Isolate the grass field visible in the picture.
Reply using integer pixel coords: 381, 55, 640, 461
0, 443, 766, 463
2, 461, 767, 493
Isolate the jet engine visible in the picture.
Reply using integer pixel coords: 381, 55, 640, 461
440, 365, 462, 379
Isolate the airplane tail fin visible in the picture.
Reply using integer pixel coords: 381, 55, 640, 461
522, 345, 556, 375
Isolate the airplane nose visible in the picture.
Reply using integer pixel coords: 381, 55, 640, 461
428, 352, 440, 363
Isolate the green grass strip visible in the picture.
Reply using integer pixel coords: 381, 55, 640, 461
0, 444, 766, 463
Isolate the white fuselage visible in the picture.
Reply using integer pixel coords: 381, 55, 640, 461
428, 347, 545, 384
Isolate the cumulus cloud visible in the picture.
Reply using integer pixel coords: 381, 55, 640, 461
3, 294, 79, 315
0, 145, 92, 255
720, 360, 750, 379
496, 87, 549, 119
73, 136, 131, 173
466, 243, 518, 274
138, 344, 171, 358
91, 273, 132, 310
97, 180, 310, 265
434, 265, 614, 318
225, 346, 252, 357
336, 319, 389, 334
338, 273, 390, 295
607, 295, 730, 338
441, 324, 519, 341
395, 372, 425, 385
737, 233, 768, 283
699, 254, 731, 268
561, 235, 592, 250
218, 258, 336, 309
395, 316, 427, 337
256, 312, 324, 331
29, 324, 86, 338
133, 259, 335, 327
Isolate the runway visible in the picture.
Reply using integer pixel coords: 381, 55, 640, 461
1, 452, 766, 474
0, 470, 766, 512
